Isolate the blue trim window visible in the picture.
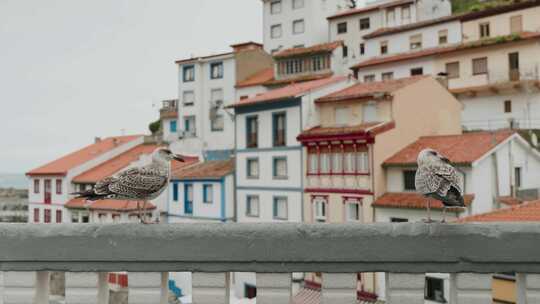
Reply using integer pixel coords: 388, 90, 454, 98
172, 183, 179, 201
246, 116, 258, 148
246, 158, 259, 179
273, 157, 288, 179
184, 184, 193, 215
210, 62, 224, 79
203, 184, 213, 204
272, 112, 286, 147
183, 65, 195, 82
169, 120, 178, 133
273, 196, 288, 220
246, 195, 260, 217
184, 116, 196, 136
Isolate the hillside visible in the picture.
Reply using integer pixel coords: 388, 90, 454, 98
452, 0, 516, 13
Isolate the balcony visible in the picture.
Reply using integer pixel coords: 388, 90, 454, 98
1, 223, 540, 304
160, 100, 179, 120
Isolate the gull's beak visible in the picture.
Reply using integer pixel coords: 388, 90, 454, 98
440, 156, 451, 164
173, 154, 185, 162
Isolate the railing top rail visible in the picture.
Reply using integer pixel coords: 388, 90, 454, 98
1, 223, 539, 273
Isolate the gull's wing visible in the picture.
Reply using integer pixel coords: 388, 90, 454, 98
108, 167, 168, 198
416, 162, 463, 196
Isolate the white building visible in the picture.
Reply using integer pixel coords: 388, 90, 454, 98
261, 0, 353, 54
374, 130, 540, 301
172, 42, 273, 159
160, 99, 180, 143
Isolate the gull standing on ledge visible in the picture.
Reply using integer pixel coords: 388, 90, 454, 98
72, 148, 184, 224
415, 148, 465, 223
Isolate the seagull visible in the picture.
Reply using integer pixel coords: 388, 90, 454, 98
72, 147, 184, 224
415, 148, 465, 223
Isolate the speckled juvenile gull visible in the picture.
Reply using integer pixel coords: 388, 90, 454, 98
73, 147, 184, 223
415, 148, 464, 222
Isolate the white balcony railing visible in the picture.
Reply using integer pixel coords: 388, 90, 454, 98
0, 223, 540, 304
449, 66, 539, 91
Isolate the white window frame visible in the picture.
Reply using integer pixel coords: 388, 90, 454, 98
270, 0, 282, 14
246, 195, 260, 217
293, 19, 305, 34
273, 196, 288, 220
271, 24, 282, 38
292, 0, 304, 9
313, 196, 328, 223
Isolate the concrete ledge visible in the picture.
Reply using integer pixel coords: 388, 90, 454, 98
0, 223, 539, 273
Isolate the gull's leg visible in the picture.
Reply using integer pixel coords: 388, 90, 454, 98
137, 201, 143, 224
141, 201, 149, 224
426, 199, 432, 223
442, 207, 447, 223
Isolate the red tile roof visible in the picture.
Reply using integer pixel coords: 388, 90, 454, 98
351, 32, 540, 70
228, 76, 348, 109
316, 76, 427, 103
65, 198, 156, 212
458, 200, 540, 222
327, 0, 414, 20
363, 15, 461, 39
72, 144, 159, 183
273, 41, 343, 59
172, 159, 234, 180
297, 122, 395, 141
497, 196, 523, 206
263, 72, 334, 87
235, 68, 275, 88
26, 136, 142, 176
384, 130, 516, 166
175, 51, 234, 65
373, 192, 474, 211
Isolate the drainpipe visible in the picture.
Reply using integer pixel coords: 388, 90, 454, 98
233, 112, 238, 222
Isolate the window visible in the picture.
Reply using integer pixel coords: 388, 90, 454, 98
402, 5, 411, 20
382, 72, 394, 81
411, 67, 423, 76
184, 116, 196, 135
446, 62, 460, 79
342, 45, 348, 58
410, 34, 422, 50
509, 52, 520, 81
210, 62, 223, 79
510, 15, 523, 33
359, 18, 370, 30
320, 152, 330, 174
56, 210, 62, 223
203, 184, 213, 204
112, 214, 120, 223
332, 150, 342, 173
273, 197, 288, 220
172, 183, 179, 201
346, 200, 361, 222
247, 158, 259, 179
312, 55, 327, 71
515, 167, 522, 188
293, 0, 304, 9
479, 22, 490, 38
425, 277, 446, 303
98, 213, 107, 223
271, 24, 282, 38
246, 196, 260, 217
81, 213, 89, 223
245, 284, 257, 299
403, 170, 417, 191
184, 184, 194, 215
169, 120, 178, 133
380, 41, 388, 55
44, 209, 51, 223
357, 151, 369, 173
313, 197, 327, 222
246, 116, 258, 148
391, 217, 409, 222
240, 95, 248, 100
182, 91, 195, 106
210, 88, 224, 106
386, 9, 395, 23
308, 151, 319, 174
273, 112, 286, 147
504, 100, 512, 113
71, 212, 79, 223
210, 89, 224, 132
34, 179, 40, 194
438, 30, 448, 45
273, 157, 288, 179
183, 65, 195, 82
364, 75, 375, 83
293, 19, 305, 34
33, 208, 40, 223
337, 22, 347, 34
363, 103, 378, 123
270, 0, 281, 14
211, 115, 224, 132
335, 107, 349, 125
472, 57, 488, 75
359, 43, 365, 55
344, 152, 355, 173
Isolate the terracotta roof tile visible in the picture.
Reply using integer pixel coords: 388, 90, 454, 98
458, 200, 540, 222
262, 72, 334, 87
384, 130, 516, 166
297, 122, 395, 141
274, 41, 343, 59
327, 0, 414, 20
65, 198, 156, 212
373, 192, 474, 211
497, 196, 523, 206
228, 76, 348, 109
175, 52, 234, 65
363, 15, 461, 39
172, 159, 234, 180
351, 32, 540, 70
316, 76, 427, 103
26, 135, 142, 176
235, 68, 275, 88
171, 156, 199, 172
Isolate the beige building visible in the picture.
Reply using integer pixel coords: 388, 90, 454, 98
296, 76, 462, 296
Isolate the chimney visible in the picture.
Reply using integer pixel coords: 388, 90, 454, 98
231, 42, 263, 53
113, 138, 119, 146
94, 137, 101, 143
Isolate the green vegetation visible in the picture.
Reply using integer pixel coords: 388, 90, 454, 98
148, 119, 161, 135
452, 0, 516, 14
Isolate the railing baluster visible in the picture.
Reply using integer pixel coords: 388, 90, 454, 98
159, 272, 168, 304
385, 273, 425, 304
128, 272, 162, 304
192, 272, 230, 304
256, 273, 291, 304
450, 273, 492, 304
97, 272, 109, 304
321, 273, 356, 304
34, 271, 49, 304
65, 272, 102, 304
517, 273, 540, 304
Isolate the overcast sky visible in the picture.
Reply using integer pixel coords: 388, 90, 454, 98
0, 0, 262, 173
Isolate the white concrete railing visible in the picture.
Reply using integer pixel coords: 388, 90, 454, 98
0, 223, 539, 304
